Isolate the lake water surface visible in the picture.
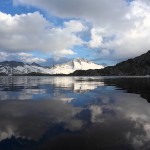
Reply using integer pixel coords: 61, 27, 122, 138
0, 76, 150, 150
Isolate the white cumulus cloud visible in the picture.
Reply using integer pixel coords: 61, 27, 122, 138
18, 52, 33, 57
0, 11, 85, 58
0, 52, 8, 61
88, 28, 104, 48
20, 57, 46, 63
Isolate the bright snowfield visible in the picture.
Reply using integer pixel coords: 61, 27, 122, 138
0, 58, 104, 75
50, 58, 104, 74
0, 64, 52, 75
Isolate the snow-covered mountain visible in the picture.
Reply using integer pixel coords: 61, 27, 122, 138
0, 58, 104, 75
50, 58, 104, 74
0, 61, 51, 75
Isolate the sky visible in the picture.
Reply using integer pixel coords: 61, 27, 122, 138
0, 0, 150, 66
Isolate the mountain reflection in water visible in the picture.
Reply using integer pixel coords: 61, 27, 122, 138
0, 76, 150, 150
0, 76, 104, 100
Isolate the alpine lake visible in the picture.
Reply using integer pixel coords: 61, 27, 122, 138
0, 76, 150, 150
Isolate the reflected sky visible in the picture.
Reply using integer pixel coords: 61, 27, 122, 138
0, 76, 150, 150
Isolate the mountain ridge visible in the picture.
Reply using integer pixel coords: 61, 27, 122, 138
0, 58, 104, 75
71, 50, 150, 76
1, 50, 149, 76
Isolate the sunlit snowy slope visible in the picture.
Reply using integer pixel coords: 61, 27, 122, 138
50, 58, 104, 74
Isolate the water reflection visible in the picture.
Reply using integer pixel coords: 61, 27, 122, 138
0, 76, 104, 100
0, 100, 82, 141
104, 77, 150, 102
0, 76, 150, 150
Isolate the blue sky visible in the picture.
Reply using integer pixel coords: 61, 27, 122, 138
0, 0, 150, 66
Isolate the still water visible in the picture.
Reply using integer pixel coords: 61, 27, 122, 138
0, 76, 150, 150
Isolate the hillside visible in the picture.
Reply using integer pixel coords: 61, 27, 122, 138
71, 50, 150, 76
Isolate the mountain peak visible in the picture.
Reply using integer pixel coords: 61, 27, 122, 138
73, 57, 88, 61
72, 58, 92, 63
50, 58, 104, 74
31, 62, 41, 67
